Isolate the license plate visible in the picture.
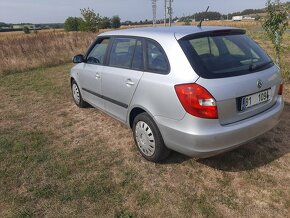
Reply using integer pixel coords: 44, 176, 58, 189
240, 89, 271, 111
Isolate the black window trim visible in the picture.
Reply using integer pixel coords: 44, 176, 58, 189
144, 38, 171, 75
131, 39, 145, 71
85, 35, 171, 75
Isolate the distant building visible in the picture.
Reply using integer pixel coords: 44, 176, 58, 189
243, 16, 256, 21
12, 24, 36, 30
232, 16, 243, 21
232, 16, 255, 21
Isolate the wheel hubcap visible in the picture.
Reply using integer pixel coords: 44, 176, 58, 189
72, 84, 80, 104
135, 121, 155, 157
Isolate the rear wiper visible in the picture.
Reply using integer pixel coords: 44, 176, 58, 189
249, 61, 273, 71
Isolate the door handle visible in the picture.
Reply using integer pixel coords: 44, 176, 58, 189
126, 79, 135, 87
95, 73, 101, 79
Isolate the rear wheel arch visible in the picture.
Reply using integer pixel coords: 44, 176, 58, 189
129, 107, 146, 129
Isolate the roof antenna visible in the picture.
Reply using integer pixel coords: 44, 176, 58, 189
197, 6, 209, 28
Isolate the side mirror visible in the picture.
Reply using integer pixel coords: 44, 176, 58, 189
73, 54, 84, 64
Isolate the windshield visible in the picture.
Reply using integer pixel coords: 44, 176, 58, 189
179, 32, 274, 79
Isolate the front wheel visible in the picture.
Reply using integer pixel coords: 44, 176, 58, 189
71, 80, 88, 108
133, 113, 170, 162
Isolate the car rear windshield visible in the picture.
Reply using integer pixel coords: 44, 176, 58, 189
179, 30, 274, 79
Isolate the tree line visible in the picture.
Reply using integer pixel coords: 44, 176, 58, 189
179, 2, 289, 22
64, 8, 121, 32
179, 9, 265, 23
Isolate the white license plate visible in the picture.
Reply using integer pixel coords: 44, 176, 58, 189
240, 89, 271, 111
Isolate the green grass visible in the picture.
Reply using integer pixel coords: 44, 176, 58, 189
0, 31, 289, 217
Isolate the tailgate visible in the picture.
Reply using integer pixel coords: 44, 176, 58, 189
196, 66, 282, 125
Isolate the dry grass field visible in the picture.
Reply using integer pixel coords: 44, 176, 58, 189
0, 31, 95, 76
0, 25, 289, 217
247, 30, 290, 80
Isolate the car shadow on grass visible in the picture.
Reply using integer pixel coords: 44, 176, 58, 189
164, 101, 290, 172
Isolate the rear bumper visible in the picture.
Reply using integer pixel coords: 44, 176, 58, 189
155, 97, 284, 158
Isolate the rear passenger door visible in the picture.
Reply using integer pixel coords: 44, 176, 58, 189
101, 37, 144, 122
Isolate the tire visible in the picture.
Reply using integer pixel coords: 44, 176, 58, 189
71, 80, 88, 108
133, 112, 170, 162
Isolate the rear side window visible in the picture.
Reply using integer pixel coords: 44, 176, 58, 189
109, 38, 136, 68
146, 40, 169, 74
179, 32, 273, 79
87, 38, 109, 65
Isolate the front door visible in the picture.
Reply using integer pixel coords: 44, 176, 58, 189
79, 38, 110, 109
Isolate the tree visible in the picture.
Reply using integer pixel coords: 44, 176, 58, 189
23, 26, 30, 34
194, 11, 222, 21
0, 22, 10, 28
262, 0, 289, 68
64, 17, 83, 31
99, 16, 111, 29
80, 8, 101, 32
111, 16, 121, 29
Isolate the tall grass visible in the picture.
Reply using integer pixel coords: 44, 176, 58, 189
1, 24, 289, 80
0, 31, 95, 75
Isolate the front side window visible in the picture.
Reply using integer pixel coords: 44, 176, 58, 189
109, 38, 137, 68
146, 40, 169, 73
179, 32, 273, 78
87, 38, 109, 65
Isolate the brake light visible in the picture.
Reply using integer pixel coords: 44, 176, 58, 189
278, 83, 283, 95
175, 83, 218, 119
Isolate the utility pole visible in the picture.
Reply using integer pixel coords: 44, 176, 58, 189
164, 0, 173, 26
164, 0, 167, 26
152, 0, 157, 26
168, 0, 172, 26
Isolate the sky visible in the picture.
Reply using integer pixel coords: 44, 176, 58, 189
0, 0, 289, 24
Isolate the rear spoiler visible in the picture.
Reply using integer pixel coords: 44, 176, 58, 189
179, 29, 246, 41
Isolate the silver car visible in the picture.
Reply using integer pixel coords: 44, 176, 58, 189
70, 26, 284, 162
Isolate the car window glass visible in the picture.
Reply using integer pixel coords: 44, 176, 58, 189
109, 38, 137, 68
87, 38, 109, 65
132, 40, 144, 70
147, 41, 168, 73
223, 38, 245, 56
251, 49, 260, 59
190, 37, 219, 56
180, 34, 273, 78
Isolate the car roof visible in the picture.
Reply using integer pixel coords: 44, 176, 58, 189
99, 26, 241, 40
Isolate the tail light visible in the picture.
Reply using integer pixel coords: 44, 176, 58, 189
175, 83, 218, 119
278, 83, 283, 95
